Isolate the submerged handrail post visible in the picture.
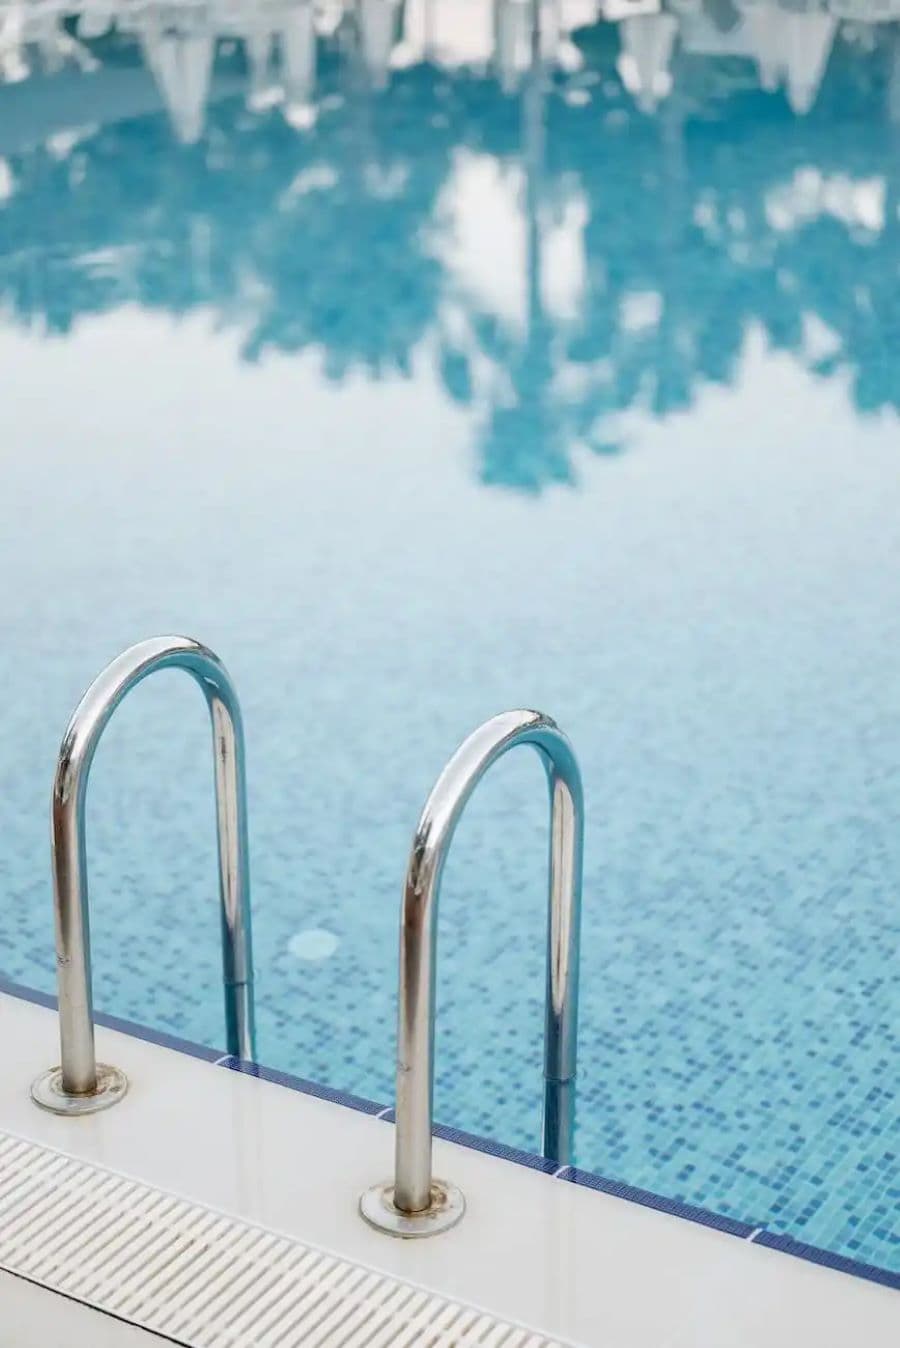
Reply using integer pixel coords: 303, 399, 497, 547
361, 709, 583, 1237
31, 636, 255, 1116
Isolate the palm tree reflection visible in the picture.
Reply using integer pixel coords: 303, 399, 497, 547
0, 0, 898, 490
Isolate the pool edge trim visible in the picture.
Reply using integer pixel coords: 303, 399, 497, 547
2, 973, 896, 1295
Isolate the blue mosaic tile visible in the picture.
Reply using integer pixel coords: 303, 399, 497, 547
4, 959, 895, 1290
0, 13, 899, 1282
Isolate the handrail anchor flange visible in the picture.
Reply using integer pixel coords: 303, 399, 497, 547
31, 1062, 128, 1116
360, 1179, 465, 1238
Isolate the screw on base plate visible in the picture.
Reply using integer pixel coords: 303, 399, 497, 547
31, 1063, 128, 1116
359, 1179, 465, 1238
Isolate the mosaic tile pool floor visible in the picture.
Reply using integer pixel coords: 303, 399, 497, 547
1, 5, 898, 1273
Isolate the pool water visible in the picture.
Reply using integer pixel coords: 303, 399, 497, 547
1, 4, 899, 1271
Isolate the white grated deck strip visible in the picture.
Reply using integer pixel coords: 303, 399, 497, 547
0, 1131, 566, 1347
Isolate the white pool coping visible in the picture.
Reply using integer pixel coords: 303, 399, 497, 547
1, 990, 898, 1347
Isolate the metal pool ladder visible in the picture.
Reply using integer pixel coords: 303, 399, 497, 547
361, 709, 584, 1237
31, 635, 255, 1116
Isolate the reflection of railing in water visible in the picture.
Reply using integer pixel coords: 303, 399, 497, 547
3, 0, 900, 139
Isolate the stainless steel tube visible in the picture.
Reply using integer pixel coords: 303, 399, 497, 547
394, 709, 583, 1216
50, 635, 255, 1097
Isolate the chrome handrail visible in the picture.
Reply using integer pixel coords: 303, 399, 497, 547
361, 709, 583, 1237
31, 636, 255, 1116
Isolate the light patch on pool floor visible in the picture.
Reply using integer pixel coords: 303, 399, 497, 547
288, 927, 339, 960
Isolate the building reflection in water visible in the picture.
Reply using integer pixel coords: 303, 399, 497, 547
1, 0, 899, 490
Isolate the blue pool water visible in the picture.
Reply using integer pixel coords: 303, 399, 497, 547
1, 5, 899, 1271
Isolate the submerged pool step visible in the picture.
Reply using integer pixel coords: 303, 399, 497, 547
0, 1130, 562, 1347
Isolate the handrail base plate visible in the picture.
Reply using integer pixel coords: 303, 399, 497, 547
31, 1063, 128, 1116
360, 1178, 465, 1238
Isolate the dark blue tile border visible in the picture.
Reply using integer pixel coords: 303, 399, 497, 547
430, 1119, 559, 1174
753, 1230, 900, 1293
559, 1165, 756, 1238
2, 973, 897, 1295
213, 1073, 556, 1172
0, 972, 222, 1064
217, 1055, 383, 1117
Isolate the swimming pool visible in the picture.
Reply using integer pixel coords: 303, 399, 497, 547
1, 1, 898, 1273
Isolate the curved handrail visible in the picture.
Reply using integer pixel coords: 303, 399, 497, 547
46, 635, 254, 1101
365, 709, 583, 1231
